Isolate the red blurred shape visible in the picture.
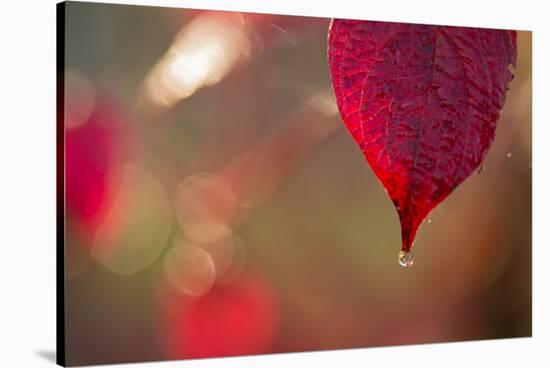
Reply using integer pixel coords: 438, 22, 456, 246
162, 275, 278, 359
65, 96, 128, 233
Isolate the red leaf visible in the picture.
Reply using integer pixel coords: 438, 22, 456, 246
328, 20, 516, 263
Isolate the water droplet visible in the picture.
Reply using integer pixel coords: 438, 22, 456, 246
506, 152, 512, 158
398, 250, 414, 267
427, 218, 432, 224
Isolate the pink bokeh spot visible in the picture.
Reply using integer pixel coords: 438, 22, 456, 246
162, 275, 278, 359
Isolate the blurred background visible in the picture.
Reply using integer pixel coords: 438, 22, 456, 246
63, 2, 532, 366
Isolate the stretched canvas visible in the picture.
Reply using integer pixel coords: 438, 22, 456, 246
57, 1, 532, 366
